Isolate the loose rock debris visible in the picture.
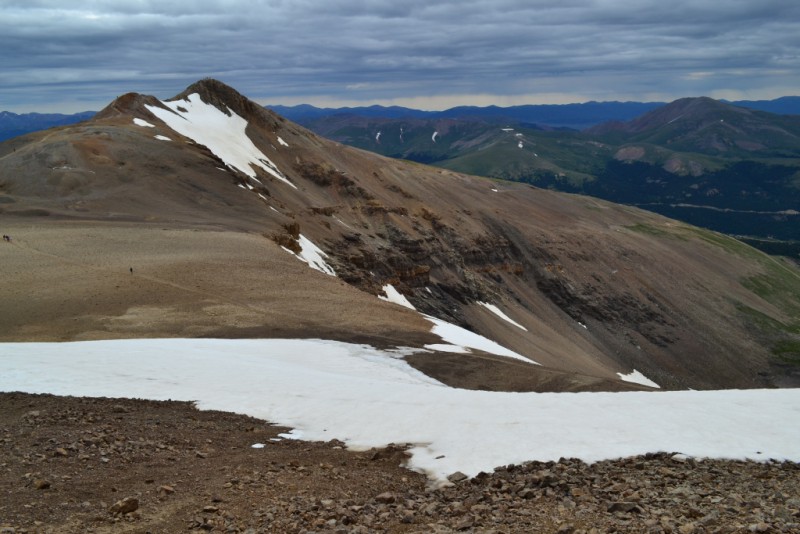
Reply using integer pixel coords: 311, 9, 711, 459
1, 392, 798, 533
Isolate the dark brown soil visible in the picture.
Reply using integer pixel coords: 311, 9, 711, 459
2, 392, 798, 534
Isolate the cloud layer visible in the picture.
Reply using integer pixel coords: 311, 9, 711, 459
1, 0, 799, 112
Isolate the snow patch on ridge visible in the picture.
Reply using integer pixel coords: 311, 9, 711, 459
154, 135, 171, 141
145, 94, 296, 189
478, 302, 528, 331
617, 369, 660, 389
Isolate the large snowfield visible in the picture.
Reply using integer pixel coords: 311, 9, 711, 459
2, 338, 799, 483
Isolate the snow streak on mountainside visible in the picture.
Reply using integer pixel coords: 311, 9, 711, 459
617, 369, 661, 389
478, 302, 528, 331
376, 284, 531, 362
380, 284, 416, 310
292, 234, 336, 276
424, 317, 535, 364
145, 94, 296, 188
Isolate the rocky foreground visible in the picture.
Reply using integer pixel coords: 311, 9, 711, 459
1, 392, 798, 534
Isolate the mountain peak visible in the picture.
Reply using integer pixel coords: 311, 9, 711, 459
95, 78, 281, 129
171, 78, 279, 125
94, 92, 162, 121
590, 96, 750, 135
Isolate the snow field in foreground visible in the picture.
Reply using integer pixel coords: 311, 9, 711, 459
2, 338, 799, 483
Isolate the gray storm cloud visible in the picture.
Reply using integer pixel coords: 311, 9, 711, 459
1, 0, 799, 112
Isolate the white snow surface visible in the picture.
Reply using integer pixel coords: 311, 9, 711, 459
379, 284, 416, 310
154, 135, 172, 141
133, 118, 155, 128
478, 302, 528, 331
617, 369, 661, 389
145, 94, 296, 188
2, 338, 799, 483
295, 234, 336, 276
277, 136, 289, 147
424, 316, 537, 365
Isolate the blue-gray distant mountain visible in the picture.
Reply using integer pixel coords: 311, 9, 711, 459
267, 104, 433, 123
721, 96, 800, 116
0, 110, 95, 142
268, 97, 799, 131
4, 97, 796, 143
268, 101, 665, 129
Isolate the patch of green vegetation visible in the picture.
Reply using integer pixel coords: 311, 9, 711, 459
735, 255, 800, 365
772, 340, 800, 364
677, 225, 763, 260
735, 303, 799, 334
735, 303, 800, 367
742, 268, 800, 323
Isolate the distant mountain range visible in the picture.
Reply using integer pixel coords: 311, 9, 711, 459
268, 96, 800, 130
0, 110, 95, 142
268, 101, 665, 130
3, 96, 799, 143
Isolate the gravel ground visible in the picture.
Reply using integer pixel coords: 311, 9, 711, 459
1, 392, 798, 533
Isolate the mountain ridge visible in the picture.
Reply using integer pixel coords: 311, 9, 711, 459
2, 79, 799, 391
268, 96, 800, 130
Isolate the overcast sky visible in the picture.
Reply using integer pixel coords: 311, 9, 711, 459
1, 0, 799, 113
